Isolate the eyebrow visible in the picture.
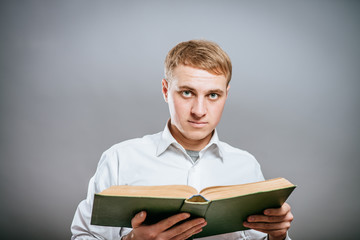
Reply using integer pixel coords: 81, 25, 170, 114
178, 85, 225, 95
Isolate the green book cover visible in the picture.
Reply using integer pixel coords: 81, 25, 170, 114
90, 178, 296, 238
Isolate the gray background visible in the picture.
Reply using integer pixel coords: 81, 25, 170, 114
1, 1, 359, 239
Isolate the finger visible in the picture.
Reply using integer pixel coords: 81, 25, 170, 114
166, 218, 206, 239
264, 202, 291, 216
155, 212, 191, 232
166, 218, 207, 240
247, 215, 285, 223
247, 211, 293, 223
172, 226, 204, 240
243, 220, 291, 232
131, 211, 147, 228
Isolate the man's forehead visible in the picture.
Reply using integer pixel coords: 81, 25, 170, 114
174, 65, 224, 77
171, 65, 227, 87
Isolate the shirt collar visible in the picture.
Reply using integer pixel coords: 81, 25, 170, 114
156, 121, 178, 156
156, 121, 223, 160
204, 129, 224, 159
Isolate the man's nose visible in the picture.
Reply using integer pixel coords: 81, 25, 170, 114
191, 97, 207, 118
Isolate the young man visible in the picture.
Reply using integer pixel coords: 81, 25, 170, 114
71, 40, 293, 240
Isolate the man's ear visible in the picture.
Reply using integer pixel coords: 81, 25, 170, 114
162, 79, 169, 102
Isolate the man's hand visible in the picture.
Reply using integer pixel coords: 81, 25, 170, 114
123, 211, 207, 240
243, 202, 293, 240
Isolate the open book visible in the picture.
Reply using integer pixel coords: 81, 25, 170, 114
91, 178, 296, 238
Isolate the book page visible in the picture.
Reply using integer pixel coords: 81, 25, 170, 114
99, 185, 198, 198
200, 178, 295, 200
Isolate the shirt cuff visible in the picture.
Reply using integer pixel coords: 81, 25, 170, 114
120, 227, 132, 239
266, 232, 291, 240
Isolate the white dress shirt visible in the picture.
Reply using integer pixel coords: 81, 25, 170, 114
71, 123, 291, 240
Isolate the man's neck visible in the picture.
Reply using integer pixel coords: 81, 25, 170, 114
168, 123, 213, 151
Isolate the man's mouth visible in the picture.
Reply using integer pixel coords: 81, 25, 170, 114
188, 120, 208, 128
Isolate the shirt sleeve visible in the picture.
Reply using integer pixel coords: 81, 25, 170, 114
246, 231, 291, 240
71, 148, 123, 239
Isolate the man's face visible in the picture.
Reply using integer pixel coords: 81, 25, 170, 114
162, 65, 230, 150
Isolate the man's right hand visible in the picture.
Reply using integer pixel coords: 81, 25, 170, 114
123, 211, 207, 240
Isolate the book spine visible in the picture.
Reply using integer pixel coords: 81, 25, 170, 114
180, 200, 210, 218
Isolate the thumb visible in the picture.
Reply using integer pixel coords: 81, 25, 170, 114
131, 211, 147, 228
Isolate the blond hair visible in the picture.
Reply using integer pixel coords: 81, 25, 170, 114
164, 40, 232, 85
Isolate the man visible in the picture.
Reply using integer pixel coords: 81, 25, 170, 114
71, 40, 293, 240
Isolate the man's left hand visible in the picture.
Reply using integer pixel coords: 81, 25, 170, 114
243, 202, 293, 240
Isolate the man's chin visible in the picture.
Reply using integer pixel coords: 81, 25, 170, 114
183, 132, 212, 142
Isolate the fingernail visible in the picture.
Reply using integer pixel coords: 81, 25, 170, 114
139, 211, 144, 217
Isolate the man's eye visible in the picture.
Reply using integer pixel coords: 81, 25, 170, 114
209, 93, 218, 100
182, 91, 192, 97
